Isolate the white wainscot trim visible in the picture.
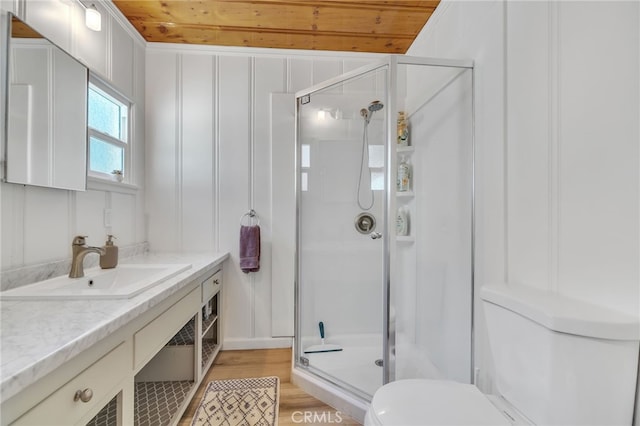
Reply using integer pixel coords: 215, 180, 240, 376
222, 337, 293, 350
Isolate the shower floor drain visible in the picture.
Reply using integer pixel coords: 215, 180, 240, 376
375, 359, 383, 367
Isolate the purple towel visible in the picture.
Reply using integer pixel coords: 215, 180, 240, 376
240, 225, 260, 273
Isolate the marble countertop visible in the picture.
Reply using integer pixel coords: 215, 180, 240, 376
0, 252, 229, 402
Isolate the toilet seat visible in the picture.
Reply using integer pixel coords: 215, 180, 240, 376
366, 379, 512, 426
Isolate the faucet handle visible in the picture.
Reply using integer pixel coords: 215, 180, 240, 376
72, 235, 88, 245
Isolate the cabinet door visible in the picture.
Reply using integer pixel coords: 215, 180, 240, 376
52, 48, 87, 189
83, 376, 134, 426
14, 343, 129, 425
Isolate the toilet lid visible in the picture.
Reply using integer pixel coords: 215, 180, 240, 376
369, 379, 511, 425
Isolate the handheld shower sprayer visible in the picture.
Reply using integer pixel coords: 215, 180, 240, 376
360, 100, 384, 124
368, 100, 384, 111
357, 100, 384, 211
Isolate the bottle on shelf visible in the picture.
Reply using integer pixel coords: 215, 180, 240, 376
397, 111, 409, 146
396, 207, 410, 236
397, 155, 412, 192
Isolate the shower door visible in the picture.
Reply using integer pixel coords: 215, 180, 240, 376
295, 64, 388, 399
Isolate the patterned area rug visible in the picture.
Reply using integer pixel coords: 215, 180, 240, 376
191, 376, 279, 426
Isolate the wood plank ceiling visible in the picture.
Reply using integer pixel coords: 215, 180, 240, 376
113, 0, 440, 53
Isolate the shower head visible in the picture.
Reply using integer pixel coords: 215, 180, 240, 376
368, 100, 384, 112
361, 100, 384, 124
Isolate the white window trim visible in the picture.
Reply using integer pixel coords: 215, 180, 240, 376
87, 176, 139, 194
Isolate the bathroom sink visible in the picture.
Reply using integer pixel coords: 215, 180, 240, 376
0, 264, 192, 300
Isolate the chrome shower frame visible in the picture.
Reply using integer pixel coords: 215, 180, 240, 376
293, 54, 475, 409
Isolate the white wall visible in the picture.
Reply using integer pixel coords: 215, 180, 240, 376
1, 0, 146, 277
144, 45, 380, 348
409, 0, 639, 398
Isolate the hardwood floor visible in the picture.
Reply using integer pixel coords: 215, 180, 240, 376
178, 348, 361, 425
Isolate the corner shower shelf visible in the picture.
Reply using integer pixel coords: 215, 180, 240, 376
397, 191, 414, 198
397, 146, 415, 154
396, 236, 415, 243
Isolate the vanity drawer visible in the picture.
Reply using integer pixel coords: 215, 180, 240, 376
15, 342, 128, 425
201, 269, 222, 302
134, 287, 199, 369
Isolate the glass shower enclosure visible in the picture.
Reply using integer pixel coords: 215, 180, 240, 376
295, 56, 474, 403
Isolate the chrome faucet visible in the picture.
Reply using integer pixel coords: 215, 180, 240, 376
69, 236, 106, 278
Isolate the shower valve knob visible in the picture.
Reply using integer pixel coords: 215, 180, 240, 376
370, 232, 382, 240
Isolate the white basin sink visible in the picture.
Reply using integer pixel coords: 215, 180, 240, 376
0, 264, 192, 300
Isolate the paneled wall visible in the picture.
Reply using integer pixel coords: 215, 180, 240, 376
506, 1, 639, 315
1, 0, 146, 274
145, 45, 380, 348
409, 0, 639, 397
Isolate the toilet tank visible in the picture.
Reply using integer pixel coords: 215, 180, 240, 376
481, 284, 639, 426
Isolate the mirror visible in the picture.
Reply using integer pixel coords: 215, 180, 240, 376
4, 14, 88, 190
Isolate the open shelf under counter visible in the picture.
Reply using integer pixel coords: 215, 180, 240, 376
134, 381, 194, 426
201, 290, 221, 372
202, 314, 218, 337
202, 339, 220, 369
167, 318, 195, 346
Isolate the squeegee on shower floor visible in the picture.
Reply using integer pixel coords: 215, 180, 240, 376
304, 321, 343, 353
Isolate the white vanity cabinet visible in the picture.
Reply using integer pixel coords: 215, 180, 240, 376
13, 343, 133, 426
132, 267, 223, 425
2, 259, 225, 426
133, 287, 201, 371
200, 269, 222, 372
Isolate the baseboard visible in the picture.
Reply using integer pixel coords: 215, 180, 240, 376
222, 337, 293, 350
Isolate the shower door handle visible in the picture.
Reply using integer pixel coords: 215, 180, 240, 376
370, 232, 382, 240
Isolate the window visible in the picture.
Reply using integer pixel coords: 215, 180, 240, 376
87, 79, 130, 182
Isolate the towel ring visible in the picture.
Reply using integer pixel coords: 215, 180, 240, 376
240, 209, 260, 226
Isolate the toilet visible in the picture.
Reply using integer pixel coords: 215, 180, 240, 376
365, 283, 640, 425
